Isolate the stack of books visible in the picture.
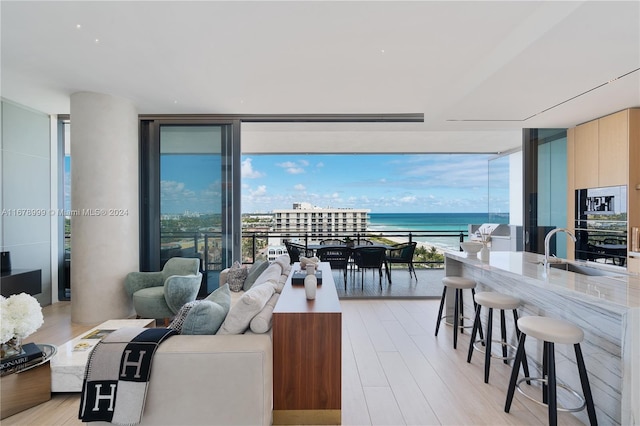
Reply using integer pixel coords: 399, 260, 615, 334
0, 343, 45, 376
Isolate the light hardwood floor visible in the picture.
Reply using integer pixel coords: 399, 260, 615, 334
3, 300, 585, 425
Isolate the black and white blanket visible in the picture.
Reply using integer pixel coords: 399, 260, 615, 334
79, 327, 176, 425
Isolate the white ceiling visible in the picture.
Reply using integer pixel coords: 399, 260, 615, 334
2, 1, 639, 153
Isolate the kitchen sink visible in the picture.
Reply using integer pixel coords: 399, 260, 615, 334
548, 262, 623, 277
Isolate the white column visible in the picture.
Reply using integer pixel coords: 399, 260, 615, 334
70, 92, 138, 324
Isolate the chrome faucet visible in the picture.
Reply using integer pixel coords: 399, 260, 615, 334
544, 228, 577, 269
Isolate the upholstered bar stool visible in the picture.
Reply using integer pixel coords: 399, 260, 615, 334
467, 291, 530, 384
435, 276, 483, 349
504, 316, 597, 426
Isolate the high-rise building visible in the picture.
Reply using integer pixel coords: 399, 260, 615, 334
272, 203, 370, 244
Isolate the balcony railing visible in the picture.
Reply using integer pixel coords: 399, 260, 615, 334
67, 229, 470, 272
242, 230, 468, 270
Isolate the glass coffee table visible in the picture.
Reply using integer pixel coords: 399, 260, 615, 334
50, 318, 154, 392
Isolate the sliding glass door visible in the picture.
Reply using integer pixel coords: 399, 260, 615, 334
140, 119, 240, 294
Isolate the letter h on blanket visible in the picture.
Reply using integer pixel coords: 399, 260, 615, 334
79, 327, 176, 425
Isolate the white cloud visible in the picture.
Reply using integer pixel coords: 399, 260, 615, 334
161, 180, 184, 193
399, 196, 417, 203
201, 181, 222, 198
161, 180, 196, 200
242, 158, 265, 179
294, 184, 306, 191
276, 160, 306, 175
277, 161, 297, 168
250, 185, 267, 197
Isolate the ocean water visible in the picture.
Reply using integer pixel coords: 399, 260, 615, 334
368, 212, 509, 249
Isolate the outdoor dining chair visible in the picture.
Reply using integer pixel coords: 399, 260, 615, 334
385, 241, 418, 282
352, 246, 388, 290
316, 246, 351, 288
285, 241, 312, 264
319, 239, 345, 245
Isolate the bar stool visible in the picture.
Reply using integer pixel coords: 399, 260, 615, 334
504, 316, 597, 426
467, 291, 530, 384
435, 276, 483, 349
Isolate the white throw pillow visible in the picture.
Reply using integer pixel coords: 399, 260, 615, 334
217, 282, 276, 334
250, 293, 280, 333
274, 254, 291, 270
253, 262, 283, 288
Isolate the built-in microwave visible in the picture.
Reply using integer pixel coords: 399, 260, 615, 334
575, 185, 627, 266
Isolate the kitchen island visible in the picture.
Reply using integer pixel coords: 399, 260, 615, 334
444, 250, 639, 426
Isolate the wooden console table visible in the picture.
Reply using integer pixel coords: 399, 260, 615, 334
272, 262, 342, 425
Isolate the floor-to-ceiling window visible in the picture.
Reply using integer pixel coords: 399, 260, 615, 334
140, 119, 239, 295
56, 117, 71, 301
159, 126, 223, 269
523, 129, 568, 255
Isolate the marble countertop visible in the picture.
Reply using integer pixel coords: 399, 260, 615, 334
445, 250, 640, 310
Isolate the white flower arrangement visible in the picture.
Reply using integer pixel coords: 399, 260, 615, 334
0, 293, 44, 344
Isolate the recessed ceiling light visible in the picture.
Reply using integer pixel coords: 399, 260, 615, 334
380, 49, 385, 54
94, 38, 100, 44
76, 24, 82, 29
173, 100, 178, 104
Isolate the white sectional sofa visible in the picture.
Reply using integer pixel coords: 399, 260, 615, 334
115, 255, 292, 426
139, 334, 273, 425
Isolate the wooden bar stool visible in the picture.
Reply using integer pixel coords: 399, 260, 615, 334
504, 316, 597, 426
467, 291, 530, 384
435, 276, 483, 349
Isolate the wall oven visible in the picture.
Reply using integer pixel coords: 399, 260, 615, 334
575, 185, 627, 266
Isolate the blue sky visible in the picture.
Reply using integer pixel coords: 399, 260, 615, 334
67, 154, 507, 214
161, 155, 222, 214
241, 154, 504, 214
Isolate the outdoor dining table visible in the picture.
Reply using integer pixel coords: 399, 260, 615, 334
305, 243, 394, 284
305, 243, 392, 253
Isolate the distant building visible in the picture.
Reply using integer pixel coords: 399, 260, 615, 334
267, 245, 287, 262
272, 203, 370, 244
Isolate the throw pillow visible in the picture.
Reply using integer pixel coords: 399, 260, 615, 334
181, 284, 231, 335
252, 262, 282, 288
227, 261, 248, 292
274, 254, 291, 270
217, 281, 276, 335
243, 259, 269, 291
205, 283, 231, 309
168, 300, 202, 334
250, 293, 279, 333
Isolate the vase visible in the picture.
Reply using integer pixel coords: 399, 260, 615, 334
479, 246, 490, 262
304, 265, 317, 300
1, 336, 23, 359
